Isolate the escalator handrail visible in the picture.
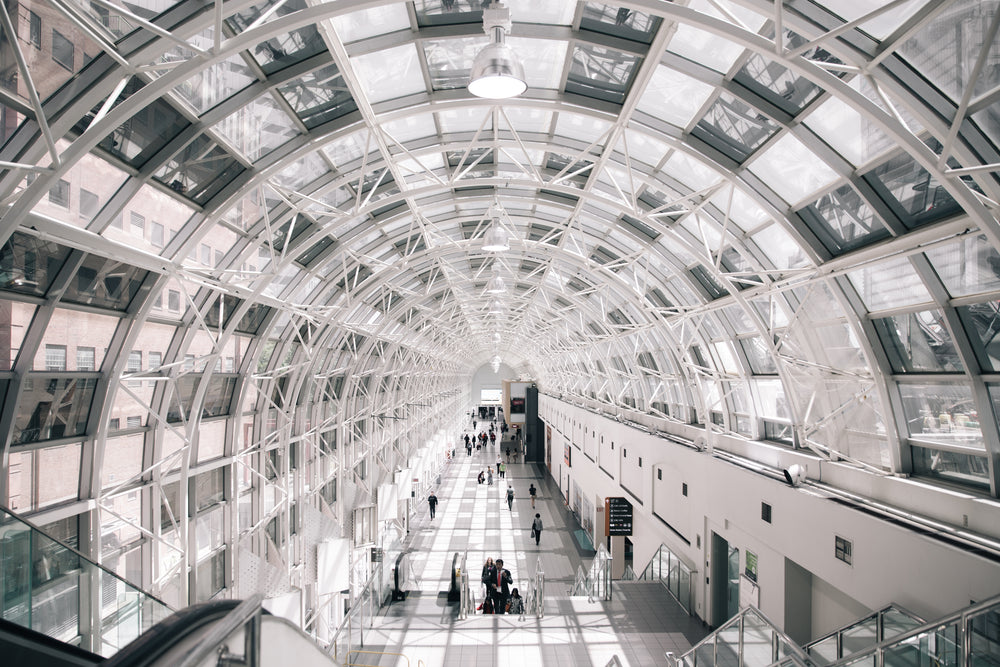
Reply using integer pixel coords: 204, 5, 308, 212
101, 598, 268, 667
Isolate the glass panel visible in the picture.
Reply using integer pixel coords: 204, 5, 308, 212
352, 44, 426, 104
806, 95, 892, 167
7, 443, 81, 511
36, 309, 117, 372
330, 3, 411, 42
873, 310, 963, 373
227, 0, 326, 74
424, 36, 486, 91
175, 54, 256, 115
203, 376, 238, 418
809, 636, 840, 663
742, 610, 776, 667
692, 92, 779, 163
961, 302, 1000, 372
214, 94, 299, 162
62, 255, 147, 311
900, 0, 999, 101
797, 184, 890, 255
926, 235, 1000, 298
565, 43, 641, 104
847, 256, 932, 312
842, 617, 878, 656
278, 64, 357, 129
0, 301, 35, 371
748, 133, 839, 204
154, 134, 245, 205
101, 434, 144, 490
580, 4, 661, 43
899, 383, 983, 449
717, 623, 741, 667
741, 337, 778, 374
863, 153, 962, 229
637, 65, 714, 128
0, 231, 73, 298
754, 378, 789, 420
87, 80, 192, 169
14, 378, 97, 444
734, 31, 827, 114
669, 22, 744, 73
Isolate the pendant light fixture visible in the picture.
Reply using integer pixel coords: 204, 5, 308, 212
485, 265, 506, 294
468, 2, 527, 99
482, 201, 510, 252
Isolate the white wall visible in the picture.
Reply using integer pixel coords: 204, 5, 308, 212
540, 395, 1000, 639
470, 362, 515, 408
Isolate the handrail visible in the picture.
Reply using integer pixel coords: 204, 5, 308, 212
676, 605, 817, 667
570, 543, 612, 601
823, 592, 1000, 667
805, 603, 924, 663
177, 594, 262, 667
636, 542, 696, 615
326, 560, 385, 660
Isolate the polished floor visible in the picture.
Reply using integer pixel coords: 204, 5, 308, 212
338, 429, 708, 666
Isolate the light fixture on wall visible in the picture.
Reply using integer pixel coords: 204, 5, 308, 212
491, 355, 502, 373
468, 2, 527, 99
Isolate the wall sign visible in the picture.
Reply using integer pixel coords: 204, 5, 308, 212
605, 497, 633, 536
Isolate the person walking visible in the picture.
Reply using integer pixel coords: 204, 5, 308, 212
506, 587, 524, 615
499, 462, 506, 479
489, 430, 496, 447
529, 483, 536, 508
506, 484, 514, 511
427, 491, 438, 519
487, 468, 493, 485
531, 513, 542, 546
495, 454, 502, 474
491, 559, 512, 614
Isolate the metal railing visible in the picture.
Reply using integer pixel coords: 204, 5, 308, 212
0, 505, 173, 657
805, 604, 924, 664
570, 542, 612, 601
675, 605, 818, 667
177, 595, 262, 667
823, 594, 1000, 667
521, 564, 545, 619
325, 560, 386, 662
636, 542, 696, 615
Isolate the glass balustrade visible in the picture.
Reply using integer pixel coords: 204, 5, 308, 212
639, 542, 696, 614
0, 506, 172, 657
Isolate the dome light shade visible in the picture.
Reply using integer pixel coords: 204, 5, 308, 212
468, 2, 526, 100
488, 299, 504, 314
468, 43, 527, 99
486, 268, 506, 294
482, 219, 510, 252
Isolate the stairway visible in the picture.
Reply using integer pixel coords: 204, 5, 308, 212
674, 594, 1000, 667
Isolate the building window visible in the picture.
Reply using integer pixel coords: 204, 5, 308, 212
153, 291, 162, 309
168, 289, 180, 311
109, 418, 120, 431
131, 212, 145, 237
45, 344, 67, 371
201, 244, 211, 265
835, 536, 852, 565
80, 189, 99, 220
150, 222, 164, 248
184, 354, 195, 371
657, 469, 662, 481
48, 179, 70, 207
126, 415, 141, 429
29, 11, 41, 48
149, 351, 162, 369
223, 357, 234, 373
76, 346, 95, 371
51, 29, 74, 70
127, 350, 141, 385
682, 483, 688, 497
761, 502, 772, 524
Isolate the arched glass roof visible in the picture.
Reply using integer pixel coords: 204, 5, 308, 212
0, 0, 998, 605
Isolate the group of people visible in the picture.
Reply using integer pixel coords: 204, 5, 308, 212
479, 557, 524, 615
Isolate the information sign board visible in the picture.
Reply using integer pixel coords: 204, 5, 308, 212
605, 497, 633, 536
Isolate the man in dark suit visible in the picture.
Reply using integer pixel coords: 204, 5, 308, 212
491, 558, 512, 614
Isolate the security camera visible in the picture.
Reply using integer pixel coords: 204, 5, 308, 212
783, 464, 806, 486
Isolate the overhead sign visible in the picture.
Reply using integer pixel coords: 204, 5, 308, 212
605, 497, 633, 536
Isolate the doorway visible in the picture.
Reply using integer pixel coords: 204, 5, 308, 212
711, 533, 740, 627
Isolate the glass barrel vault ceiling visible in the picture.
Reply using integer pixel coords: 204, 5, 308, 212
0, 0, 998, 603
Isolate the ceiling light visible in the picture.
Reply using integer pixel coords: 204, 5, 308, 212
482, 217, 510, 252
488, 299, 504, 314
485, 266, 506, 294
491, 355, 502, 373
468, 2, 526, 100
492, 332, 502, 343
